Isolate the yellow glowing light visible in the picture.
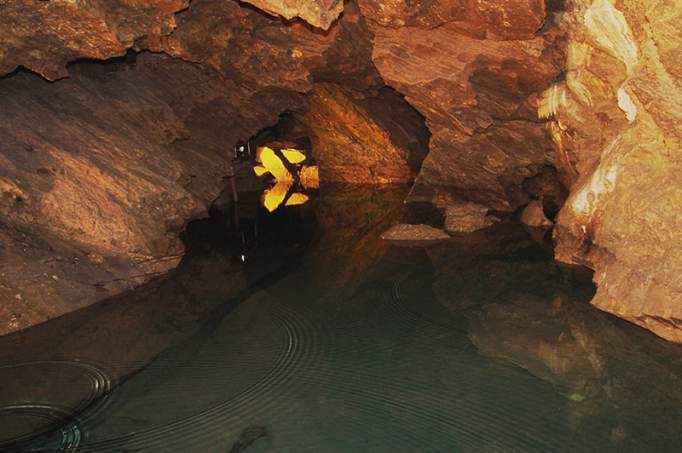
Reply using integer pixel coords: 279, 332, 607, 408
254, 146, 314, 212
300, 165, 319, 190
285, 192, 309, 206
281, 148, 307, 164
262, 180, 293, 212
255, 147, 294, 182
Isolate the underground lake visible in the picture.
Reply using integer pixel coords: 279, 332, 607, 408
2, 185, 682, 452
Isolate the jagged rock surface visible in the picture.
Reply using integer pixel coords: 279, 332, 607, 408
357, 0, 546, 39
546, 0, 682, 342
370, 8, 565, 211
0, 0, 188, 80
301, 84, 429, 183
241, 0, 344, 30
0, 53, 307, 336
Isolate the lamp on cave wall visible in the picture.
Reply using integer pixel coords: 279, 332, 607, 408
234, 140, 252, 161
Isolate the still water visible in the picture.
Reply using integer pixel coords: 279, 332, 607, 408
2, 185, 682, 452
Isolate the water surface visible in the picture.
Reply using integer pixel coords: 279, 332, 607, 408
2, 185, 682, 452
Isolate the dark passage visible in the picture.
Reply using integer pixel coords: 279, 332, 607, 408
2, 185, 682, 453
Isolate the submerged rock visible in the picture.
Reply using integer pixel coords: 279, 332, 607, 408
381, 224, 450, 245
229, 425, 268, 453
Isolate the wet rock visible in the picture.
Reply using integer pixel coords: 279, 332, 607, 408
521, 200, 553, 228
229, 425, 268, 453
242, 0, 343, 30
544, 0, 682, 342
381, 224, 450, 245
444, 201, 498, 233
371, 15, 564, 211
301, 84, 429, 183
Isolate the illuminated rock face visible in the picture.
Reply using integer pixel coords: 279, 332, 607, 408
0, 53, 307, 336
357, 0, 546, 39
370, 8, 565, 211
0, 1, 372, 335
241, 0, 344, 30
2, 0, 682, 344
545, 0, 682, 342
302, 84, 429, 184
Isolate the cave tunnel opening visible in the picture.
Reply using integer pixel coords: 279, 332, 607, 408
3, 0, 682, 451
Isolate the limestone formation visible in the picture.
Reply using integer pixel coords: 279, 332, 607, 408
357, 0, 546, 39
0, 53, 306, 336
381, 224, 450, 244
370, 10, 564, 211
241, 0, 344, 30
0, 0, 188, 80
545, 0, 682, 342
301, 84, 429, 183
2, 0, 682, 345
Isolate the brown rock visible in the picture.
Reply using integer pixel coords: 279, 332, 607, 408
0, 52, 306, 336
0, 0, 188, 80
521, 200, 553, 227
301, 84, 429, 183
444, 201, 498, 233
241, 0, 344, 30
381, 224, 450, 244
371, 19, 564, 211
544, 0, 682, 342
357, 0, 546, 40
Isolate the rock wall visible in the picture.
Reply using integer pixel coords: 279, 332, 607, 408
301, 84, 429, 183
367, 1, 566, 211
0, 0, 189, 80
0, 52, 307, 335
2, 0, 682, 344
545, 0, 682, 342
0, 0, 381, 335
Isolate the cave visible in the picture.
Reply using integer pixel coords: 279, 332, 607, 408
2, 0, 682, 451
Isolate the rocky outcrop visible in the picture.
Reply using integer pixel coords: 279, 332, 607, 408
0, 52, 308, 336
241, 0, 344, 30
381, 223, 450, 245
301, 84, 429, 183
521, 200, 553, 227
545, 0, 682, 342
0, 0, 189, 80
369, 2, 565, 211
0, 0, 381, 335
357, 0, 546, 39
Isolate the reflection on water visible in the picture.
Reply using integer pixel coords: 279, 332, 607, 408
252, 146, 319, 212
2, 184, 682, 452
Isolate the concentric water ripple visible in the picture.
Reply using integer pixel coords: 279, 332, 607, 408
0, 360, 114, 452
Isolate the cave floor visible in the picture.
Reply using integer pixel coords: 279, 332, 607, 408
2, 185, 682, 453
